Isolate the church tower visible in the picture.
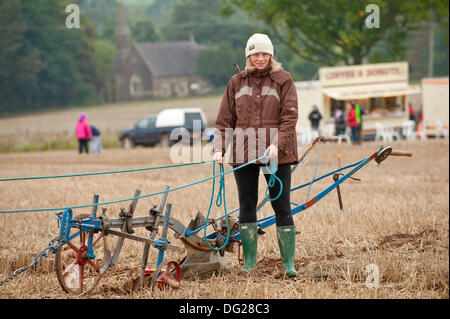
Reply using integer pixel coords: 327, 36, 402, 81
114, 2, 132, 66
110, 2, 133, 101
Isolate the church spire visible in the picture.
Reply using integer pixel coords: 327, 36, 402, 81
115, 2, 132, 61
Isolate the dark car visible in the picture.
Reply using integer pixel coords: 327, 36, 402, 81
119, 108, 213, 148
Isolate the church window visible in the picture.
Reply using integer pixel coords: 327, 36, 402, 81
130, 73, 143, 95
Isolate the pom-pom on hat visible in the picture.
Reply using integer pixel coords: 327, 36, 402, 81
245, 33, 274, 58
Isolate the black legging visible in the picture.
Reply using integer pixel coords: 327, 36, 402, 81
233, 163, 294, 227
78, 138, 89, 153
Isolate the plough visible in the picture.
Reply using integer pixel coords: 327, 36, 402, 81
1, 137, 412, 294
54, 187, 231, 294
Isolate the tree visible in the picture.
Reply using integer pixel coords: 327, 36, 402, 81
161, 0, 262, 47
0, 0, 33, 110
79, 0, 118, 37
197, 42, 243, 87
131, 20, 160, 42
145, 0, 178, 27
223, 0, 449, 66
0, 0, 112, 114
92, 39, 116, 101
161, 0, 264, 87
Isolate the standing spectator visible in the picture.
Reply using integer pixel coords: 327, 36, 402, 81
334, 105, 346, 136
308, 104, 322, 136
346, 102, 360, 144
418, 106, 423, 124
90, 125, 102, 154
75, 113, 93, 154
408, 103, 416, 121
354, 102, 366, 143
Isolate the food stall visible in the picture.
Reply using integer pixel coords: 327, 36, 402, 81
295, 61, 422, 139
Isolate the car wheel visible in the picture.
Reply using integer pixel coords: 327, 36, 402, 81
160, 134, 170, 148
122, 137, 135, 149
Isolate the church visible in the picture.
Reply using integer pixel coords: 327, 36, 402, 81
110, 3, 212, 101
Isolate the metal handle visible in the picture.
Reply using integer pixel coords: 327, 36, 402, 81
152, 203, 173, 290
390, 150, 412, 157
140, 186, 169, 287
161, 203, 172, 240
298, 136, 339, 163
321, 136, 339, 142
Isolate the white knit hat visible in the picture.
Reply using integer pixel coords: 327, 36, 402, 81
245, 33, 273, 58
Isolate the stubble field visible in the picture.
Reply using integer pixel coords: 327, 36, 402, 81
0, 138, 448, 299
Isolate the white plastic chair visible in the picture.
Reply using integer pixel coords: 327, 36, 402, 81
338, 134, 351, 144
435, 119, 449, 138
375, 122, 400, 142
385, 125, 401, 141
297, 126, 313, 145
337, 126, 352, 144
402, 120, 416, 141
323, 124, 334, 138
375, 122, 388, 142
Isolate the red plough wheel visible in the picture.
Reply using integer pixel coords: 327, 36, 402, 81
55, 231, 106, 294
144, 260, 182, 290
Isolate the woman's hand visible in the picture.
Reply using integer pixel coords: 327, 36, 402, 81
213, 152, 224, 164
265, 144, 278, 160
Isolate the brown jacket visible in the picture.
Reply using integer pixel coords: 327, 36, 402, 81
214, 67, 298, 165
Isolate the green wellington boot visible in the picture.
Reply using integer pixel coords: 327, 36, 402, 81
239, 222, 258, 272
277, 225, 298, 277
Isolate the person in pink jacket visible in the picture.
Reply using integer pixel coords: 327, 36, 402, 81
75, 113, 93, 153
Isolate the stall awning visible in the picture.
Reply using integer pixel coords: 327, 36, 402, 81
323, 84, 421, 100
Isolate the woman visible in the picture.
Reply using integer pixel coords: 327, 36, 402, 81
75, 113, 93, 153
334, 105, 346, 136
213, 33, 298, 277
346, 102, 360, 143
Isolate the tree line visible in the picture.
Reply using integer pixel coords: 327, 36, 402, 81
0, 0, 448, 116
0, 0, 115, 115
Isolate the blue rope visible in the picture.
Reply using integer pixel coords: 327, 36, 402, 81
264, 158, 283, 202
291, 158, 364, 192
203, 152, 283, 250
257, 152, 375, 231
215, 164, 226, 208
0, 160, 214, 182
204, 162, 230, 251
306, 146, 320, 201
0, 154, 274, 214
184, 158, 362, 237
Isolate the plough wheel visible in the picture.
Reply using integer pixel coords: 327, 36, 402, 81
55, 231, 107, 294
156, 261, 182, 290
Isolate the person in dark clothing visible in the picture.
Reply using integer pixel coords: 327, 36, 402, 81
90, 125, 102, 154
334, 105, 346, 136
78, 139, 89, 153
308, 105, 322, 135
90, 125, 100, 136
